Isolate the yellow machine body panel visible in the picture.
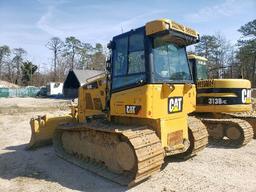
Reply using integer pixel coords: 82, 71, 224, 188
197, 79, 251, 89
76, 79, 196, 151
188, 54, 252, 113
196, 79, 252, 112
145, 19, 199, 38
110, 84, 195, 118
188, 54, 207, 62
78, 75, 107, 122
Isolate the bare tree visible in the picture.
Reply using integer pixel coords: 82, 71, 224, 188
12, 48, 26, 85
46, 37, 64, 81
195, 34, 232, 78
0, 45, 11, 79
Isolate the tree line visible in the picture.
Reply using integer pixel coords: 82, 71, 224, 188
0, 47, 37, 86
0, 19, 255, 87
194, 19, 256, 86
45, 36, 106, 82
0, 36, 106, 86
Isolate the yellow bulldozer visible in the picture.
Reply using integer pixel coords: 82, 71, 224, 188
188, 54, 255, 146
28, 19, 208, 186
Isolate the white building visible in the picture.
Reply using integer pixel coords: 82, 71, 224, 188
46, 82, 63, 96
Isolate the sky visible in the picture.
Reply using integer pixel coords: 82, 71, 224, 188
0, 0, 255, 71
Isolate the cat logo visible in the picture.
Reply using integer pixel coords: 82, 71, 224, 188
168, 97, 183, 113
125, 105, 141, 114
241, 89, 251, 104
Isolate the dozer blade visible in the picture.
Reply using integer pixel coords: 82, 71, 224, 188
28, 114, 76, 149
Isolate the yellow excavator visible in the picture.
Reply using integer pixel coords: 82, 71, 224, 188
188, 54, 255, 146
28, 19, 208, 186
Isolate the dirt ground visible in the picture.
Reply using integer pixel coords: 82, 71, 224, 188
0, 98, 256, 192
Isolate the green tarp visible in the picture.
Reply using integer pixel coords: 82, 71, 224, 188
0, 88, 9, 97
0, 87, 40, 98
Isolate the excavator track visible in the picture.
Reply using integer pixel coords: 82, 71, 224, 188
53, 120, 164, 187
200, 118, 253, 147
222, 112, 256, 139
177, 116, 208, 159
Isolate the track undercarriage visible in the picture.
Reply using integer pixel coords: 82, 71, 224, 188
52, 116, 208, 186
196, 113, 254, 147
178, 116, 208, 158
222, 112, 256, 139
53, 120, 165, 186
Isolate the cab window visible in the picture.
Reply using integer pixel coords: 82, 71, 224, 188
112, 29, 146, 90
128, 33, 145, 74
113, 36, 128, 76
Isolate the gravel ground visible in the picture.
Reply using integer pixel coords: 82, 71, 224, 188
0, 98, 70, 114
0, 98, 256, 192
